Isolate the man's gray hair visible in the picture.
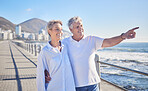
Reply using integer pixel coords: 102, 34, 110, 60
68, 16, 82, 29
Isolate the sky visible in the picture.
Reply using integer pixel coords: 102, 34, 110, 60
1, 0, 148, 42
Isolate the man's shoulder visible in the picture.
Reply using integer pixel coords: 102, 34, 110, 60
62, 36, 71, 43
86, 35, 103, 39
84, 35, 97, 40
84, 35, 104, 44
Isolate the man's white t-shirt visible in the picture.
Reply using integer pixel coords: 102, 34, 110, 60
62, 36, 104, 87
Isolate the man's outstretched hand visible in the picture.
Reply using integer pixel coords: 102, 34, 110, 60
122, 27, 139, 39
44, 69, 51, 83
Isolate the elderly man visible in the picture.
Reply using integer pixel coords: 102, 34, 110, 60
45, 16, 139, 91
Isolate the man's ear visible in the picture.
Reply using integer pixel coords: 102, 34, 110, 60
48, 29, 51, 35
69, 28, 73, 32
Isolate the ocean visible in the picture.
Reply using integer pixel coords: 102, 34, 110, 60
97, 42, 148, 91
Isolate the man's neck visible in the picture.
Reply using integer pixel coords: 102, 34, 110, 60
72, 35, 84, 42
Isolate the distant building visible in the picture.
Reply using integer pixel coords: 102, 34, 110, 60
37, 34, 44, 40
15, 25, 21, 36
8, 33, 13, 40
35, 34, 38, 40
43, 34, 49, 41
37, 28, 50, 41
22, 32, 31, 39
7, 30, 12, 33
0, 33, 3, 40
0, 30, 14, 40
3, 32, 8, 40
28, 33, 35, 40
0, 28, 2, 32
39, 29, 46, 35
13, 32, 16, 39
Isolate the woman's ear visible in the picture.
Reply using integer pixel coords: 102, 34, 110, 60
48, 29, 51, 35
69, 28, 72, 32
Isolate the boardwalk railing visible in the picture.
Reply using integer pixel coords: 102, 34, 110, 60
95, 54, 148, 76
95, 54, 148, 90
12, 41, 43, 56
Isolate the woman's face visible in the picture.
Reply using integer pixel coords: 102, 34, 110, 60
48, 23, 63, 41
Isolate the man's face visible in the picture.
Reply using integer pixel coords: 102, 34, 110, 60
70, 21, 84, 40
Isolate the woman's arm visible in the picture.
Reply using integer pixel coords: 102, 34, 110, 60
37, 53, 46, 91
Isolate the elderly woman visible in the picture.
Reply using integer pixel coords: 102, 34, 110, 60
37, 20, 75, 91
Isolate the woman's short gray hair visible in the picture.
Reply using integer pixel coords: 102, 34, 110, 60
68, 16, 82, 29
47, 20, 62, 30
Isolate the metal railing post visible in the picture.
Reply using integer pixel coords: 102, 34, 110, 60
31, 44, 34, 54
34, 44, 37, 56
27, 43, 28, 51
37, 45, 41, 56
29, 43, 31, 53
95, 54, 101, 91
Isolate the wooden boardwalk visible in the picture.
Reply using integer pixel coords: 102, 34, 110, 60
0, 40, 125, 91
0, 41, 37, 91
